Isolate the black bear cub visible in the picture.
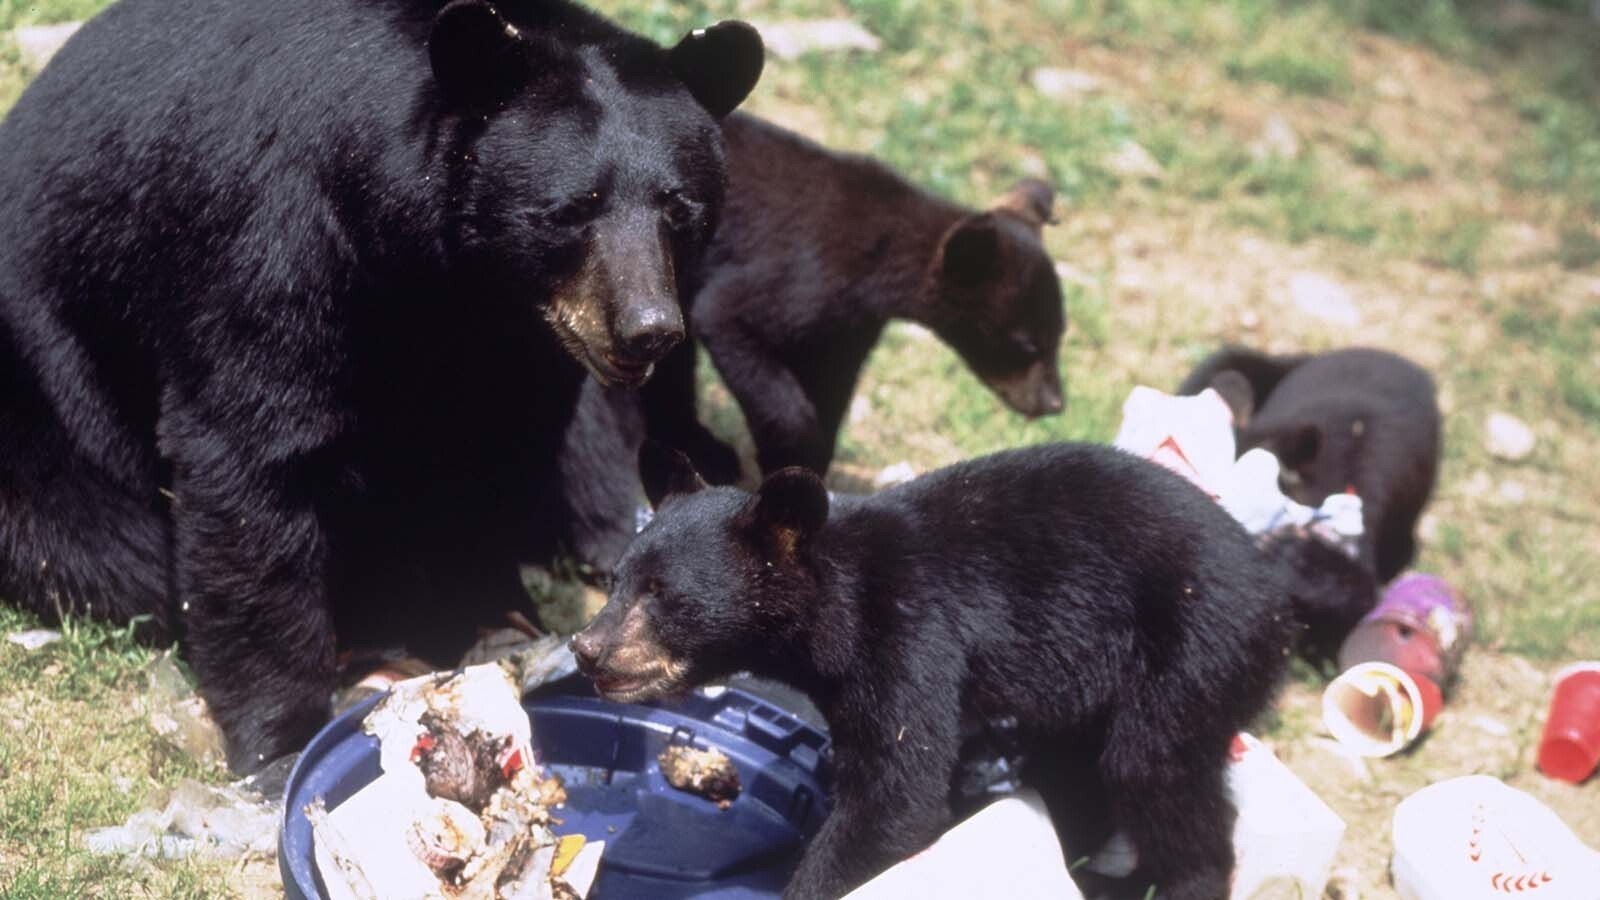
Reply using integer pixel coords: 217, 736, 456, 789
643, 112, 1067, 483
1178, 346, 1441, 583
573, 442, 1295, 899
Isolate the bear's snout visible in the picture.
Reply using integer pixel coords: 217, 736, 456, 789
569, 630, 604, 674
613, 301, 684, 365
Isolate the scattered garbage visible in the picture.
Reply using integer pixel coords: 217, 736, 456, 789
1113, 386, 1367, 560
657, 744, 742, 808
752, 18, 881, 61
1113, 385, 1238, 495
1004, 733, 1346, 899
282, 685, 830, 899
1220, 450, 1365, 559
332, 653, 437, 717
5, 628, 61, 651
1537, 662, 1600, 784
145, 651, 227, 768
1391, 775, 1600, 900
311, 659, 601, 900
1324, 574, 1470, 757
84, 753, 294, 860
1338, 574, 1472, 688
844, 789, 1084, 899
1226, 733, 1347, 900
1323, 662, 1442, 759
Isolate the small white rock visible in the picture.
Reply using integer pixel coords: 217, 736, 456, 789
6, 629, 62, 651
1030, 67, 1102, 101
1288, 272, 1360, 327
1485, 412, 1535, 461
848, 394, 872, 426
753, 19, 880, 61
1239, 309, 1261, 330
1249, 113, 1301, 160
12, 21, 82, 72
1498, 480, 1527, 504
1102, 140, 1165, 182
1375, 75, 1408, 100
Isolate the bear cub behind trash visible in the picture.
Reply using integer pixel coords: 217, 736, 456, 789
572, 442, 1295, 900
1179, 346, 1441, 583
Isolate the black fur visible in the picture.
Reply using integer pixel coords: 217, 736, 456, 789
574, 443, 1295, 899
1179, 346, 1441, 583
643, 113, 1067, 481
0, 0, 761, 771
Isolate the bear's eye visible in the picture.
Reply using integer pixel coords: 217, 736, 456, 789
661, 190, 703, 231
1008, 331, 1039, 357
549, 191, 603, 228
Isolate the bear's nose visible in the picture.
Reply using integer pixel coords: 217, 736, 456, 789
569, 631, 602, 674
613, 303, 684, 364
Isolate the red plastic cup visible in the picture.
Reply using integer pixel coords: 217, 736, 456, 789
1538, 663, 1600, 784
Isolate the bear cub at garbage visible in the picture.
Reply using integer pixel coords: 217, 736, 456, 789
572, 442, 1297, 900
1179, 345, 1441, 583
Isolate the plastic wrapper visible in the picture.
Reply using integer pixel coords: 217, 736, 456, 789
83, 754, 295, 860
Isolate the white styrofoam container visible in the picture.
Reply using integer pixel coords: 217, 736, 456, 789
1228, 733, 1347, 900
1392, 775, 1600, 900
844, 789, 1085, 900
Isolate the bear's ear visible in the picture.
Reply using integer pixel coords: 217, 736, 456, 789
937, 213, 1002, 289
992, 178, 1057, 229
639, 440, 708, 510
1209, 369, 1256, 427
430, 0, 531, 106
667, 21, 764, 120
742, 467, 828, 561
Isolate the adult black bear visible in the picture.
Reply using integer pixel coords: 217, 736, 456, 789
1178, 346, 1441, 583
0, 0, 762, 771
641, 112, 1066, 482
572, 443, 1295, 899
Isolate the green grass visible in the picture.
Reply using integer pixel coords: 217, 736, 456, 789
1222, 33, 1350, 95
0, 605, 241, 898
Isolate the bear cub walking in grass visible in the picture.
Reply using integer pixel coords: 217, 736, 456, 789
573, 442, 1297, 899
642, 112, 1067, 483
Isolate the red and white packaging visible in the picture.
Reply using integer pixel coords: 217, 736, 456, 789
1392, 775, 1600, 900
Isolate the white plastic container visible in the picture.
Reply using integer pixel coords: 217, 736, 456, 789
1392, 775, 1600, 900
844, 789, 1085, 900
1228, 733, 1347, 900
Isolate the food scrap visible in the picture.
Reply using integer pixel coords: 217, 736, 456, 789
309, 660, 600, 900
657, 744, 742, 809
